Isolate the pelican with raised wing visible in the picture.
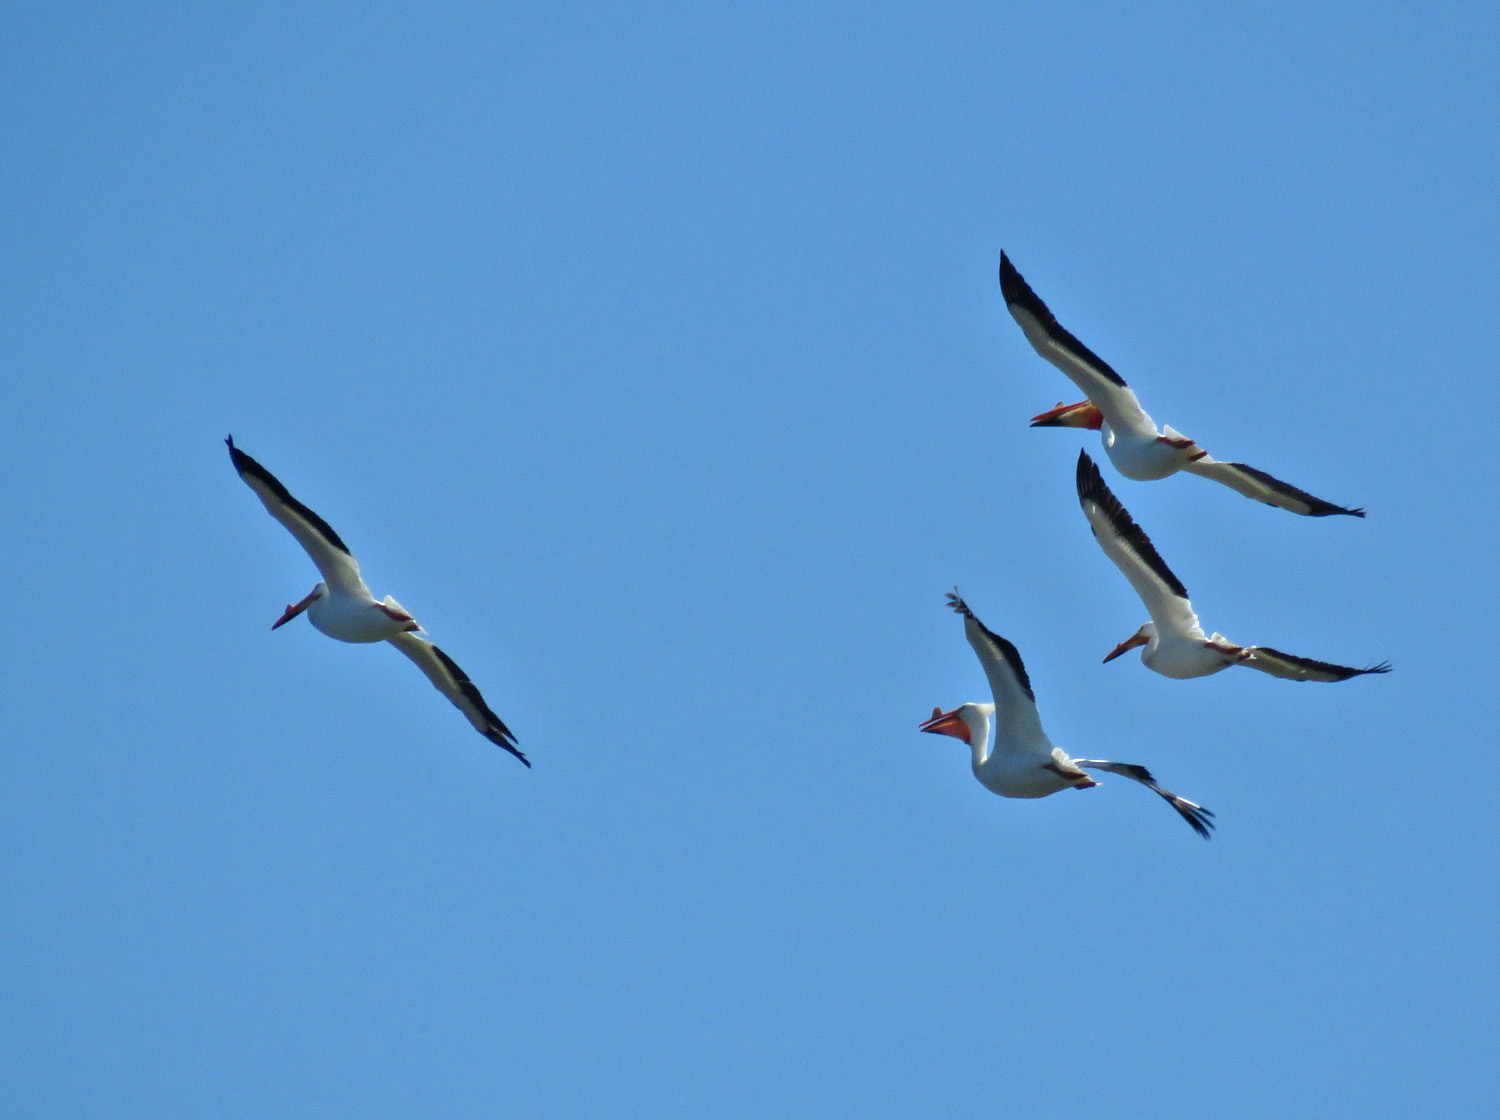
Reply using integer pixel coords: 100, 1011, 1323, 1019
1075, 450, 1389, 682
921, 592, 1214, 838
1000, 251, 1364, 517
226, 436, 528, 766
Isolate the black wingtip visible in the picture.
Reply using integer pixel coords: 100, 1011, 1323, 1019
225, 434, 254, 478
998, 250, 1027, 306
943, 589, 1036, 702
1223, 462, 1366, 518
1075, 450, 1190, 601
1251, 646, 1391, 682
1087, 760, 1216, 839
1074, 450, 1112, 513
225, 437, 353, 555
1171, 792, 1216, 840
1184, 806, 1216, 841
484, 722, 529, 767
1076, 448, 1102, 493
429, 645, 529, 767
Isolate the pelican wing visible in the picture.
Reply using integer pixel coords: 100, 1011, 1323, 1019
1241, 647, 1391, 683
946, 593, 1046, 749
999, 252, 1156, 437
389, 631, 529, 766
1075, 452, 1203, 641
1181, 456, 1364, 517
227, 436, 369, 596
1074, 760, 1215, 839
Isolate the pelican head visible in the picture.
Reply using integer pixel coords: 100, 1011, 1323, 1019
918, 702, 994, 745
273, 581, 328, 629
1103, 623, 1155, 663
1030, 400, 1104, 429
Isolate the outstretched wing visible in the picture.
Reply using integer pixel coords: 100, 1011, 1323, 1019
1074, 759, 1215, 839
999, 252, 1156, 437
946, 592, 1047, 750
227, 436, 369, 595
1181, 456, 1364, 517
1242, 646, 1391, 683
1075, 451, 1204, 641
388, 631, 529, 766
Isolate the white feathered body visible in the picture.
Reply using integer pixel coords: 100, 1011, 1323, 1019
306, 586, 418, 644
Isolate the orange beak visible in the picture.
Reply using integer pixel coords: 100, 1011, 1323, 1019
272, 589, 320, 630
919, 705, 971, 744
1030, 400, 1104, 429
1103, 630, 1150, 663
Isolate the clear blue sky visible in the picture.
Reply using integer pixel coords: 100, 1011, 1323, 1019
3, 3, 1496, 1116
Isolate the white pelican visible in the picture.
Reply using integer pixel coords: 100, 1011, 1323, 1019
1076, 450, 1390, 682
227, 436, 528, 766
921, 592, 1214, 838
1000, 252, 1364, 517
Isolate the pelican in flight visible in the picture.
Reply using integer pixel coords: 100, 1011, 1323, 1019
921, 593, 1214, 838
1076, 450, 1390, 682
1000, 251, 1364, 517
227, 436, 528, 766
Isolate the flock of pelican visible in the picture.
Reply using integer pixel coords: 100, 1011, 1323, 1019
226, 251, 1386, 839
920, 253, 1388, 837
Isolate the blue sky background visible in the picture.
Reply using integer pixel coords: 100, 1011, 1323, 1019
3, 2, 1496, 1116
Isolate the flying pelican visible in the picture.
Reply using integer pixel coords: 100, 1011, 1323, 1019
1076, 450, 1390, 682
1000, 251, 1364, 517
227, 436, 528, 766
921, 593, 1214, 838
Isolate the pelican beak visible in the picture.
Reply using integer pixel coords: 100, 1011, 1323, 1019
272, 589, 319, 630
1030, 400, 1104, 429
919, 706, 971, 744
1102, 629, 1150, 663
